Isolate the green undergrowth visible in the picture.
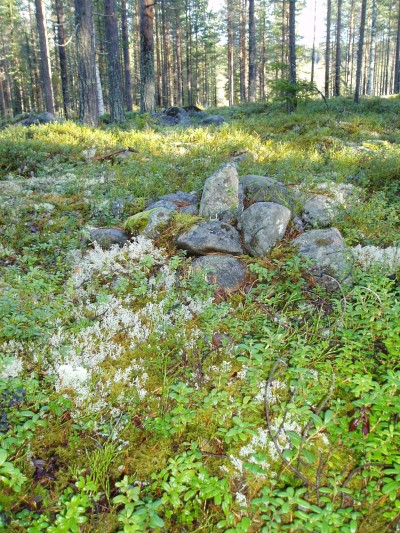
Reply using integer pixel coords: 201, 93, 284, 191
0, 98, 399, 532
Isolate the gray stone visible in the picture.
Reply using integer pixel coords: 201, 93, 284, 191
88, 228, 128, 249
242, 202, 291, 257
20, 112, 63, 126
145, 200, 178, 212
160, 106, 191, 126
177, 221, 243, 256
184, 105, 208, 118
142, 208, 174, 238
293, 228, 351, 290
157, 191, 198, 214
199, 163, 239, 224
191, 255, 246, 290
302, 195, 337, 228
198, 115, 226, 126
240, 175, 295, 209
112, 198, 125, 218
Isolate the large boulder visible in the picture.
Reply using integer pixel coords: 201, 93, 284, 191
20, 112, 63, 126
160, 106, 191, 126
240, 175, 295, 210
191, 255, 246, 291
199, 163, 239, 224
177, 221, 243, 256
87, 228, 129, 249
293, 228, 351, 290
242, 202, 291, 257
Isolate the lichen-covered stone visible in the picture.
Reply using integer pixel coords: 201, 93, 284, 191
199, 163, 239, 223
242, 202, 291, 257
293, 228, 351, 290
87, 228, 128, 249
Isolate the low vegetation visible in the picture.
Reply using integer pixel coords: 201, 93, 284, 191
0, 98, 399, 532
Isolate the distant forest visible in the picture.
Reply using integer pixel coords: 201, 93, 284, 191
0, 0, 398, 124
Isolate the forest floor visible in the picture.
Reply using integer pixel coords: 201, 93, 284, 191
0, 97, 399, 532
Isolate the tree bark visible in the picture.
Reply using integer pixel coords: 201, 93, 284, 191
311, 0, 317, 85
227, 0, 234, 105
240, 0, 247, 102
121, 0, 133, 112
288, 0, 297, 112
325, 0, 332, 97
354, 0, 368, 103
334, 0, 342, 96
104, 0, 125, 122
248, 0, 256, 102
174, 3, 183, 106
75, 0, 99, 126
35, 0, 55, 113
140, 0, 155, 113
54, 0, 70, 118
367, 0, 378, 95
394, 0, 400, 93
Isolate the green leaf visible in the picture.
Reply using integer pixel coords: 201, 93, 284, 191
287, 431, 302, 448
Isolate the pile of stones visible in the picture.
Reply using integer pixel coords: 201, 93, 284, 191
88, 163, 356, 291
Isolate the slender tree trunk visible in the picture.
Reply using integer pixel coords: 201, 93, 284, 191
334, 0, 342, 96
134, 0, 141, 104
174, 4, 183, 106
140, 0, 155, 113
35, 0, 54, 113
155, 4, 162, 107
394, 0, 400, 93
75, 0, 99, 126
345, 0, 355, 91
104, 0, 125, 122
325, 0, 332, 97
0, 73, 6, 117
281, 0, 288, 79
288, 0, 297, 111
367, 0, 378, 95
54, 0, 70, 118
383, 1, 394, 95
28, 0, 43, 111
354, 0, 368, 103
310, 0, 317, 85
248, 0, 256, 102
227, 0, 234, 105
240, 0, 247, 101
121, 0, 133, 112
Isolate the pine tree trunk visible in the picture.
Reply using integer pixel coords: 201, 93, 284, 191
55, 0, 70, 118
248, 0, 256, 102
104, 0, 125, 122
325, 0, 331, 97
394, 0, 400, 93
28, 0, 43, 111
140, 0, 155, 113
311, 0, 317, 85
227, 0, 234, 105
174, 4, 183, 106
240, 0, 247, 102
121, 0, 133, 112
345, 0, 355, 90
334, 0, 342, 96
35, 0, 54, 113
0, 73, 6, 117
288, 0, 297, 111
75, 0, 99, 126
383, 1, 394, 95
354, 0, 368, 103
367, 0, 378, 95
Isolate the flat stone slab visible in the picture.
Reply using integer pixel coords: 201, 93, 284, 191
177, 221, 243, 256
88, 228, 128, 249
199, 163, 239, 224
293, 228, 351, 289
191, 255, 246, 290
242, 202, 291, 257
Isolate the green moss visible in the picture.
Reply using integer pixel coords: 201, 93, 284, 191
124, 209, 155, 234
